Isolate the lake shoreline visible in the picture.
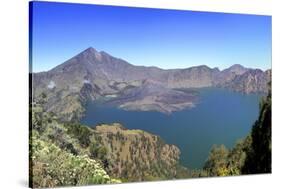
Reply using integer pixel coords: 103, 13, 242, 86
81, 87, 262, 169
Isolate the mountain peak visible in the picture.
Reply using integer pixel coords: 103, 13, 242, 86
223, 64, 248, 75
75, 47, 104, 62
82, 47, 98, 54
229, 64, 245, 69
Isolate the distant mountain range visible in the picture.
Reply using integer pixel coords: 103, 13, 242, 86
32, 47, 271, 121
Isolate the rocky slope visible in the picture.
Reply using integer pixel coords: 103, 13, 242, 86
32, 47, 271, 121
104, 80, 199, 114
218, 69, 271, 94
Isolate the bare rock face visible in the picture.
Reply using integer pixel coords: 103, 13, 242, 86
215, 64, 249, 85
217, 69, 271, 94
32, 47, 271, 120
166, 65, 219, 88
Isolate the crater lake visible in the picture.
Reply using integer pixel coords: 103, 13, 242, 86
81, 87, 262, 169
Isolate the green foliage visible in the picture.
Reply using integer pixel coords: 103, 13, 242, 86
30, 102, 121, 188
41, 92, 47, 99
30, 134, 120, 188
31, 105, 44, 133
202, 136, 252, 177
31, 103, 55, 134
97, 146, 107, 159
89, 142, 108, 162
242, 84, 271, 174
203, 144, 229, 176
37, 92, 47, 105
89, 142, 98, 157
31, 100, 183, 183
227, 136, 251, 175
174, 165, 208, 179
66, 123, 92, 147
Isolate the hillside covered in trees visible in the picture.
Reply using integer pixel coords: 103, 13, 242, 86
29, 95, 182, 187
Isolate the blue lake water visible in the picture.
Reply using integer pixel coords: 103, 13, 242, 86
81, 88, 261, 169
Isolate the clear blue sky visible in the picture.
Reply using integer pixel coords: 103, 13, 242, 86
30, 1, 271, 72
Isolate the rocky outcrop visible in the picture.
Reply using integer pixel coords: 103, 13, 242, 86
217, 69, 271, 94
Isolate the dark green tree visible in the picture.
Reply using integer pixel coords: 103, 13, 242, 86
203, 144, 229, 176
89, 142, 98, 158
242, 83, 271, 174
66, 123, 92, 147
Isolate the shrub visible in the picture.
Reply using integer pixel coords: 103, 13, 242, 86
30, 136, 120, 188
66, 123, 92, 147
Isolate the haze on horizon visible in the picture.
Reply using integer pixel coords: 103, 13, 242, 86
31, 2, 272, 72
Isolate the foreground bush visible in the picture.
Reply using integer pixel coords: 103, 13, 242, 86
30, 133, 120, 188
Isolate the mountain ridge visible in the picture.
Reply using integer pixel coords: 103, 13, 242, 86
32, 47, 271, 121
38, 47, 269, 74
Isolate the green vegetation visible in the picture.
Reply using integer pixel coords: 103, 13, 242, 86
202, 137, 251, 177
30, 95, 181, 187
29, 101, 120, 188
89, 142, 107, 161
204, 144, 229, 176
242, 83, 271, 174
66, 123, 92, 147
93, 124, 181, 181
30, 132, 119, 188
